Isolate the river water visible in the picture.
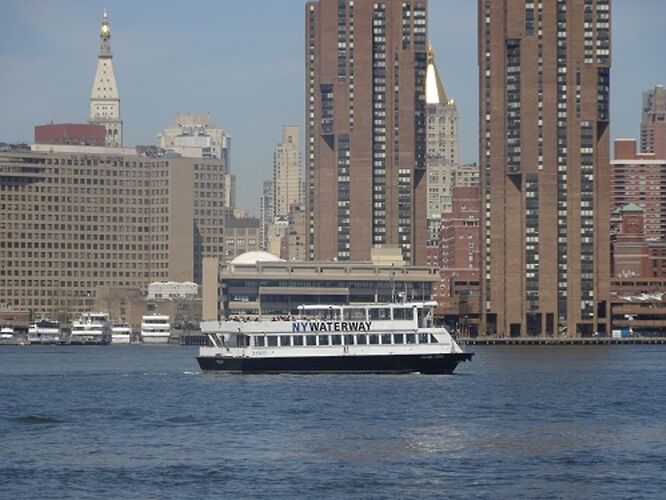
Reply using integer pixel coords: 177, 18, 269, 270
0, 345, 664, 499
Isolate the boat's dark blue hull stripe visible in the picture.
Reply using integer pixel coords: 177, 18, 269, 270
197, 353, 473, 374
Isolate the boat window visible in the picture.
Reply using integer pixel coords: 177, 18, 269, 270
418, 333, 429, 344
406, 334, 416, 344
417, 307, 434, 328
394, 334, 404, 344
356, 334, 367, 345
343, 308, 367, 321
393, 308, 414, 320
369, 308, 391, 320
344, 334, 355, 345
293, 335, 304, 346
318, 335, 329, 346
430, 334, 438, 344
369, 334, 379, 345
279, 335, 291, 347
306, 335, 316, 346
267, 336, 278, 347
331, 335, 342, 345
309, 308, 340, 320
254, 336, 265, 347
381, 334, 392, 344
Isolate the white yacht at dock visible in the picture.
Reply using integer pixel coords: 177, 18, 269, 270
28, 320, 62, 344
1, 326, 23, 345
70, 312, 112, 345
140, 315, 171, 344
111, 323, 132, 344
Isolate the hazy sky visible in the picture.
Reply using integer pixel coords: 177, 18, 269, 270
1, 1, 665, 213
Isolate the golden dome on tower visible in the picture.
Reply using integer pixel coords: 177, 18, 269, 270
100, 9, 110, 39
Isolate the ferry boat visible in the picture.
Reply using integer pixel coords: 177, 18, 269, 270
111, 323, 132, 344
28, 320, 62, 344
140, 315, 171, 344
70, 312, 112, 345
197, 302, 473, 374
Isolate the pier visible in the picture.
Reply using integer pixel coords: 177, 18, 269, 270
459, 336, 666, 345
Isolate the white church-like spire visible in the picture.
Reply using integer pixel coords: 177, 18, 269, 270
89, 9, 123, 147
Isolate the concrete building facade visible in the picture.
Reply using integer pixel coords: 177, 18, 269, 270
223, 217, 261, 261
454, 163, 479, 189
273, 126, 302, 219
641, 85, 666, 158
89, 10, 123, 147
426, 46, 459, 243
285, 202, 307, 261
305, 0, 428, 264
158, 113, 231, 162
0, 149, 231, 317
479, 0, 611, 337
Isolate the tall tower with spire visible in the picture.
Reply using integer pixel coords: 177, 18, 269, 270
426, 44, 459, 242
89, 9, 123, 147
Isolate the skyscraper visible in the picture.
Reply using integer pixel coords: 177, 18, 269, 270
641, 85, 666, 158
426, 45, 459, 243
305, 0, 428, 264
273, 126, 302, 219
479, 0, 611, 337
89, 10, 123, 147
259, 179, 274, 250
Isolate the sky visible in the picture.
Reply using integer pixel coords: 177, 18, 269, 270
1, 0, 665, 214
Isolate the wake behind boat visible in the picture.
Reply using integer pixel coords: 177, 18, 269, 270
197, 301, 473, 374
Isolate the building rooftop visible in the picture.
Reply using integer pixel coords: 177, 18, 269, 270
230, 251, 285, 265
621, 203, 644, 213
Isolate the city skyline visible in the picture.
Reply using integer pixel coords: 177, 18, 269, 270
1, 1, 666, 213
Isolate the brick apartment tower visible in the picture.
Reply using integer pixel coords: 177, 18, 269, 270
305, 0, 428, 264
479, 0, 611, 337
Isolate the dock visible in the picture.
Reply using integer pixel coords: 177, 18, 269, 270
459, 336, 666, 345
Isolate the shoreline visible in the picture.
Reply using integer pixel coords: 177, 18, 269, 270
459, 336, 666, 345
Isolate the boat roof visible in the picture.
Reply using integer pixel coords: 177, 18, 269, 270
297, 301, 437, 311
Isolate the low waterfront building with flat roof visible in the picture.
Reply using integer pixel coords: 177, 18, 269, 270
202, 253, 438, 320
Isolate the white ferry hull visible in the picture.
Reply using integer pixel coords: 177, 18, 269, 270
141, 334, 171, 344
27, 336, 62, 345
69, 335, 110, 345
197, 352, 472, 374
111, 334, 131, 344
